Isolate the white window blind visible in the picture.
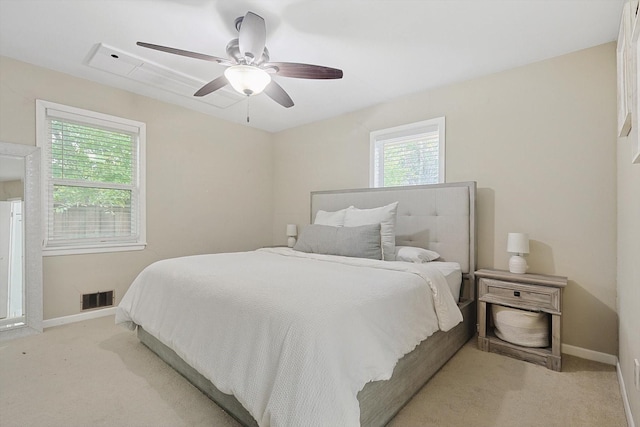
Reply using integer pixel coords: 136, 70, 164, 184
36, 100, 146, 255
370, 117, 445, 188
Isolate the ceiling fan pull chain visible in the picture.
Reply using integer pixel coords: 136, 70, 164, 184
246, 96, 250, 123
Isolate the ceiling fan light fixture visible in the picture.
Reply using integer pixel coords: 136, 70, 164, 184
224, 65, 271, 96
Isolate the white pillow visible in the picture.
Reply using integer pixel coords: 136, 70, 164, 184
314, 207, 353, 227
394, 246, 440, 263
343, 202, 398, 261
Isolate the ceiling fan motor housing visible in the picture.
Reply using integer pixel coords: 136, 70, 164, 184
226, 39, 269, 65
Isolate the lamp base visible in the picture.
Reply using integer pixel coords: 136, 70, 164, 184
509, 255, 528, 274
287, 237, 296, 248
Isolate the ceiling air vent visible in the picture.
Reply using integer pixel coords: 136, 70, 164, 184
87, 43, 245, 109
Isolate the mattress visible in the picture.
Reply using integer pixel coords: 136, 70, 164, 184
116, 248, 462, 427
429, 261, 462, 302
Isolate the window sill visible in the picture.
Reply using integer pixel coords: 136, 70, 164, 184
43, 242, 147, 257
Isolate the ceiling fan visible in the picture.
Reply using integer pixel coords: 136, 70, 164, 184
137, 11, 343, 109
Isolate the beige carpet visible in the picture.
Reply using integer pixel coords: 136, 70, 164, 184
0, 315, 628, 427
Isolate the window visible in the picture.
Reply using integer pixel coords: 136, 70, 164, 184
370, 117, 445, 188
36, 100, 146, 255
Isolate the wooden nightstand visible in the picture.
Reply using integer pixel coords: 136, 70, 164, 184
476, 269, 567, 371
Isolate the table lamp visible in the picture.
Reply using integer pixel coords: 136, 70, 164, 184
507, 232, 529, 274
286, 224, 297, 248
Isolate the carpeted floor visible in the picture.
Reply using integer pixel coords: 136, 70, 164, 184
0, 315, 629, 427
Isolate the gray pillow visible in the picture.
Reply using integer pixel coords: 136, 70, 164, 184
293, 224, 382, 260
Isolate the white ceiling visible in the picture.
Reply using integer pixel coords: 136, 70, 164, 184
0, 0, 625, 133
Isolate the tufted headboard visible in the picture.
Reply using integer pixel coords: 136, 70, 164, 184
310, 181, 477, 275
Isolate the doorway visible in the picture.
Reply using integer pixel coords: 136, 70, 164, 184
0, 199, 24, 325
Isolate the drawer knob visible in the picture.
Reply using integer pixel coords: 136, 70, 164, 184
514, 291, 521, 297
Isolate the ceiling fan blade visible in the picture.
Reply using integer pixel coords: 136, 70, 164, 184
238, 12, 266, 63
194, 75, 229, 97
137, 42, 232, 65
264, 81, 294, 108
265, 62, 343, 79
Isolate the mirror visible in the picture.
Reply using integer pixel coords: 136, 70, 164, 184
0, 142, 42, 341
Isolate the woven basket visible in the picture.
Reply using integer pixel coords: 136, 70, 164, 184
492, 305, 549, 348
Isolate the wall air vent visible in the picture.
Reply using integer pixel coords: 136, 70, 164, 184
86, 43, 245, 109
82, 290, 114, 311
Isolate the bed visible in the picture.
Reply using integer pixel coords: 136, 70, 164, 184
116, 181, 477, 427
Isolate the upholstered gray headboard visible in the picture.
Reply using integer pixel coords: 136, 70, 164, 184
310, 182, 477, 274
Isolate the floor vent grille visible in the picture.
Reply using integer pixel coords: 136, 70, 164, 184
82, 291, 114, 311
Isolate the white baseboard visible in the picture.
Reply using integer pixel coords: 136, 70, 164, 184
561, 343, 618, 366
617, 361, 636, 427
43, 307, 117, 329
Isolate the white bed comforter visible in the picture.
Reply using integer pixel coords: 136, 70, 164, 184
115, 248, 462, 427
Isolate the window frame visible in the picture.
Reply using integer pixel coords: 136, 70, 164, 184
36, 100, 146, 256
369, 117, 446, 188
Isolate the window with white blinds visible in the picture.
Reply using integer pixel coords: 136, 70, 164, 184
36, 100, 146, 255
370, 117, 445, 188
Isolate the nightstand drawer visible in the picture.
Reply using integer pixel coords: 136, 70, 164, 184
479, 278, 561, 314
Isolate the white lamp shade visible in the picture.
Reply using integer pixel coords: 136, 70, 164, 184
224, 65, 271, 96
286, 224, 297, 237
507, 232, 530, 254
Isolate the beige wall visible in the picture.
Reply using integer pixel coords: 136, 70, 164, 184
273, 43, 618, 355
0, 56, 274, 319
0, 180, 24, 200
617, 102, 640, 418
